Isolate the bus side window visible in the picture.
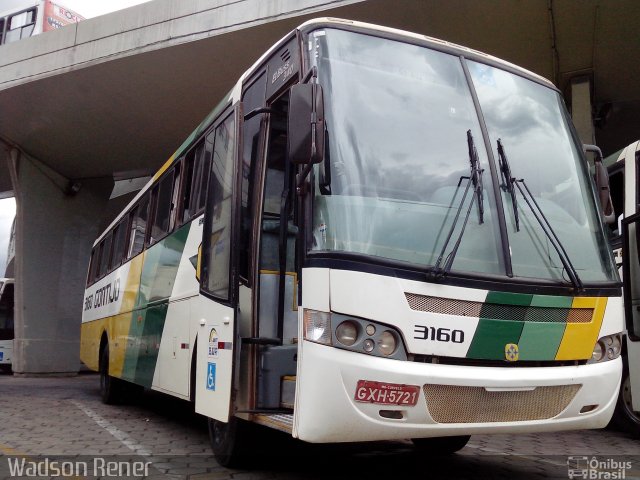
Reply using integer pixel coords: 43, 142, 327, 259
181, 153, 195, 223
87, 248, 98, 285
110, 219, 129, 270
128, 193, 150, 258
182, 144, 206, 222
239, 72, 267, 283
202, 113, 236, 299
97, 233, 113, 279
0, 19, 5, 45
150, 171, 175, 244
169, 161, 182, 231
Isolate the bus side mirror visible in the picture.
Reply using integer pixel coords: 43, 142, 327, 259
584, 144, 615, 224
288, 83, 325, 165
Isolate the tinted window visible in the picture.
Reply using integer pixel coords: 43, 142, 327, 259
182, 145, 206, 222
110, 219, 129, 269
150, 172, 174, 244
97, 233, 113, 278
239, 73, 266, 282
203, 113, 236, 299
129, 193, 150, 258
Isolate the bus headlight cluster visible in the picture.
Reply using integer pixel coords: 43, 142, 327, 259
589, 334, 622, 363
303, 309, 407, 360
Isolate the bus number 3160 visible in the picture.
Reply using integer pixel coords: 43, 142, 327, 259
414, 325, 465, 343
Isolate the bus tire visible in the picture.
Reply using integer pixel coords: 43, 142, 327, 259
411, 435, 470, 455
610, 368, 640, 438
208, 417, 249, 468
99, 345, 124, 405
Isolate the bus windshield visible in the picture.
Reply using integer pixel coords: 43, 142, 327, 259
307, 28, 616, 284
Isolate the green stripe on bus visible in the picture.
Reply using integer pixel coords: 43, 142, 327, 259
484, 291, 533, 307
121, 304, 168, 388
530, 295, 573, 309
136, 223, 191, 308
466, 319, 524, 360
516, 322, 566, 361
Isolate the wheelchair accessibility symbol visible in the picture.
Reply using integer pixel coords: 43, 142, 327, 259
206, 362, 216, 391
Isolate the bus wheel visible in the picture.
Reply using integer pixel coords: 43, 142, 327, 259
99, 346, 123, 405
208, 417, 249, 468
411, 435, 470, 455
611, 369, 640, 438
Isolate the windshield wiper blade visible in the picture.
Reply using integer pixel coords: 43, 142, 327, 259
497, 141, 584, 291
431, 130, 484, 279
497, 139, 520, 231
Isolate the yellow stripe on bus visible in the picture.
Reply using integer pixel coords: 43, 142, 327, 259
80, 253, 146, 374
554, 297, 607, 361
152, 155, 176, 182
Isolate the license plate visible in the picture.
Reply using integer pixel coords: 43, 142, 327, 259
354, 380, 420, 406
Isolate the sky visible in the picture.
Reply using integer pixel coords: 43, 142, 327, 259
0, 0, 153, 275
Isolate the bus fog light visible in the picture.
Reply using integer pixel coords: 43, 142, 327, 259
378, 331, 397, 356
366, 324, 376, 336
363, 339, 375, 352
336, 321, 358, 346
611, 334, 622, 357
303, 309, 332, 345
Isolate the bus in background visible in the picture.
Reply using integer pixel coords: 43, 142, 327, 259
0, 0, 84, 46
0, 278, 14, 372
605, 141, 640, 436
81, 18, 623, 466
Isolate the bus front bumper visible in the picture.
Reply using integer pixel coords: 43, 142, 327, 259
293, 341, 621, 443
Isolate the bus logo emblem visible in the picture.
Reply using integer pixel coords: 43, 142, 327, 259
505, 343, 519, 362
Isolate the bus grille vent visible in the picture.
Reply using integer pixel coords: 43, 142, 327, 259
405, 293, 593, 323
423, 384, 581, 423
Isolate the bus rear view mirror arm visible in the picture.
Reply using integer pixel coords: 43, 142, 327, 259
584, 144, 616, 224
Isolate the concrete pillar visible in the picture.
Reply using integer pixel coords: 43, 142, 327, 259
7, 148, 112, 375
570, 76, 595, 146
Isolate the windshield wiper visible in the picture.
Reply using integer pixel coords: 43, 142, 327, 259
431, 130, 484, 279
496, 140, 584, 291
497, 139, 520, 231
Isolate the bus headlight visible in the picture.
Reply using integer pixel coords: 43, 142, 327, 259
588, 334, 622, 364
336, 321, 359, 346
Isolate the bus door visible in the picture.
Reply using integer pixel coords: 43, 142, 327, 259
253, 88, 298, 411
622, 211, 640, 413
235, 35, 300, 415
195, 108, 239, 421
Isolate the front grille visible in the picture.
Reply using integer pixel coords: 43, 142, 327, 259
423, 384, 581, 423
405, 293, 593, 323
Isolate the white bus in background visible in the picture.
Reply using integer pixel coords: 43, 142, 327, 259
0, 278, 14, 372
0, 0, 83, 46
606, 141, 640, 435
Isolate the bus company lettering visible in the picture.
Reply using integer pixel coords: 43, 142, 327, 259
84, 279, 121, 311
272, 60, 294, 85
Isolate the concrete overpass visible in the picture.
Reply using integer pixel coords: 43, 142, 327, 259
1, 0, 639, 374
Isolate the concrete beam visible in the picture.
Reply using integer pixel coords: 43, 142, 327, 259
8, 149, 112, 375
571, 76, 595, 146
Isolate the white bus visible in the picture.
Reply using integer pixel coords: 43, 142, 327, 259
81, 18, 623, 466
0, 278, 14, 371
606, 141, 640, 435
0, 0, 83, 46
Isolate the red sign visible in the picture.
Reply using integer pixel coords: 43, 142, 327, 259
43, 1, 85, 32
354, 380, 420, 406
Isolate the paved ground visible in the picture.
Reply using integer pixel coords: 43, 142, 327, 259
0, 372, 638, 479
